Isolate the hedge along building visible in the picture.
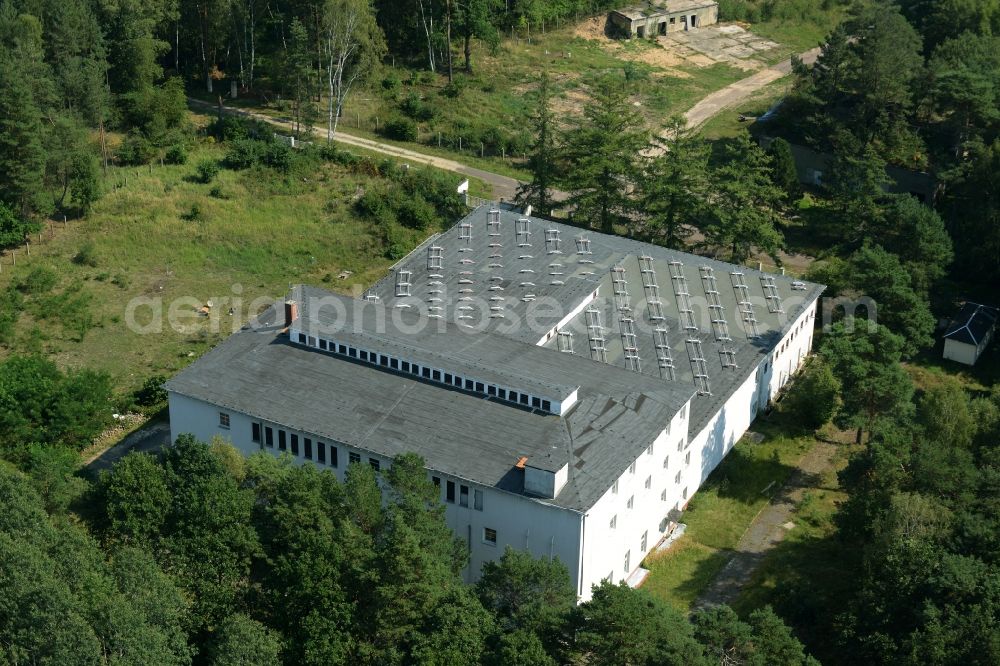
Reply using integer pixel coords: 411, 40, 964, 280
610, 0, 719, 38
165, 206, 822, 600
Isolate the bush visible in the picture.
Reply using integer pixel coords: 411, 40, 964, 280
381, 117, 418, 142
116, 131, 156, 166
16, 267, 58, 295
164, 144, 188, 165
381, 73, 401, 91
224, 138, 264, 170
0, 201, 40, 250
181, 203, 204, 222
210, 115, 272, 142
395, 195, 437, 231
134, 374, 168, 407
72, 241, 98, 267
195, 160, 220, 183
400, 92, 437, 121
784, 358, 840, 429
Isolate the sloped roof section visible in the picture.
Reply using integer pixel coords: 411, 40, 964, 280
944, 302, 999, 346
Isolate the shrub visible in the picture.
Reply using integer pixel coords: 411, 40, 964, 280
16, 267, 58, 294
72, 241, 98, 267
181, 203, 204, 222
195, 159, 220, 183
134, 374, 168, 407
784, 358, 840, 429
400, 93, 437, 121
0, 201, 40, 250
164, 144, 188, 165
381, 117, 418, 142
224, 138, 264, 170
381, 73, 401, 91
395, 195, 437, 231
116, 131, 156, 166
441, 80, 463, 99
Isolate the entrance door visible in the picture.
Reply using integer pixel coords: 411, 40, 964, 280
690, 14, 697, 28
658, 21, 667, 36
636, 24, 645, 38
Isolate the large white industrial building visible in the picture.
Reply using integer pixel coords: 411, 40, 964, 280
166, 206, 823, 600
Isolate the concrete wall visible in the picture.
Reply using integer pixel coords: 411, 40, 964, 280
578, 404, 689, 597
943, 338, 979, 366
611, 5, 718, 38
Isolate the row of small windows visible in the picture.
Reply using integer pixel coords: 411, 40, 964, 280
433, 476, 485, 511
295, 331, 557, 414
248, 419, 380, 471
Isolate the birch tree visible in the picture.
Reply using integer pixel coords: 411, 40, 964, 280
321, 0, 385, 141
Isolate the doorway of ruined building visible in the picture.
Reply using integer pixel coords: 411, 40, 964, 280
658, 21, 667, 36
637, 24, 646, 38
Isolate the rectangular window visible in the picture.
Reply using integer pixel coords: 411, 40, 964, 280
680, 405, 687, 419
433, 370, 441, 381
624, 550, 630, 573
297, 332, 306, 344
646, 444, 654, 456
349, 347, 357, 358
629, 461, 636, 475
446, 480, 456, 503
390, 358, 399, 370
319, 339, 328, 350
402, 361, 411, 373
265, 427, 274, 448
304, 438, 312, 460
683, 486, 689, 500
459, 485, 469, 507
612, 480, 619, 495
422, 367, 431, 379
412, 364, 421, 375
337, 343, 346, 354
331, 446, 338, 467
444, 373, 453, 384
499, 388, 508, 400
453, 375, 462, 387
307, 336, 316, 347
663, 456, 669, 469
627, 495, 634, 509
464, 378, 474, 390
476, 382, 485, 393
433, 476, 441, 488
488, 385, 497, 396
349, 451, 360, 465
541, 400, 551, 412
645, 476, 652, 489
251, 422, 261, 443
508, 391, 517, 403
661, 489, 667, 501
290, 434, 299, 456
219, 412, 230, 429
678, 441, 684, 452
610, 515, 617, 529
685, 451, 691, 466
278, 430, 287, 451
379, 355, 389, 367
474, 489, 484, 511
483, 527, 497, 545
360, 350, 369, 361
317, 442, 326, 464
519, 394, 529, 405
531, 396, 541, 408
641, 531, 648, 552
675, 471, 682, 484
369, 458, 380, 472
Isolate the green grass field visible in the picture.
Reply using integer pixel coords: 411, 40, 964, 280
640, 413, 822, 611
0, 127, 441, 396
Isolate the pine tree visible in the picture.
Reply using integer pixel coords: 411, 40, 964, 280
0, 63, 49, 218
642, 118, 710, 249
516, 72, 558, 215
562, 76, 648, 234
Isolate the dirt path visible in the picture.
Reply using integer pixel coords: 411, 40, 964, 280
188, 99, 526, 201
84, 420, 172, 475
693, 439, 840, 609
684, 46, 821, 129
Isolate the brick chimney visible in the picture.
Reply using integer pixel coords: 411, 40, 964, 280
284, 300, 298, 329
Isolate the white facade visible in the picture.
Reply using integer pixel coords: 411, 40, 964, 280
943, 339, 979, 366
167, 295, 820, 601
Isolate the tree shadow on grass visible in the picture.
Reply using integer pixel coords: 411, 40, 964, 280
700, 446, 798, 505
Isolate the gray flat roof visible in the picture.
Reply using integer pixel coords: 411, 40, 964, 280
167, 295, 693, 512
167, 208, 822, 512
612, 0, 717, 21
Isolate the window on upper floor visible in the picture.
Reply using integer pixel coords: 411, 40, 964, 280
304, 438, 312, 460
446, 480, 455, 503
349, 451, 360, 465
369, 458, 380, 472
661, 489, 667, 501
627, 495, 634, 509
629, 461, 636, 475
219, 412, 230, 429
474, 489, 484, 511
644, 476, 651, 490
646, 444, 654, 456
663, 456, 669, 469
317, 442, 326, 464
624, 550, 630, 573
612, 480, 619, 495
264, 426, 273, 448
610, 514, 617, 529
251, 422, 261, 443
290, 434, 299, 456
641, 530, 648, 552
459, 484, 469, 507
278, 430, 287, 451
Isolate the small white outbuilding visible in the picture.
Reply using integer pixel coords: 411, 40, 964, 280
942, 302, 998, 366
